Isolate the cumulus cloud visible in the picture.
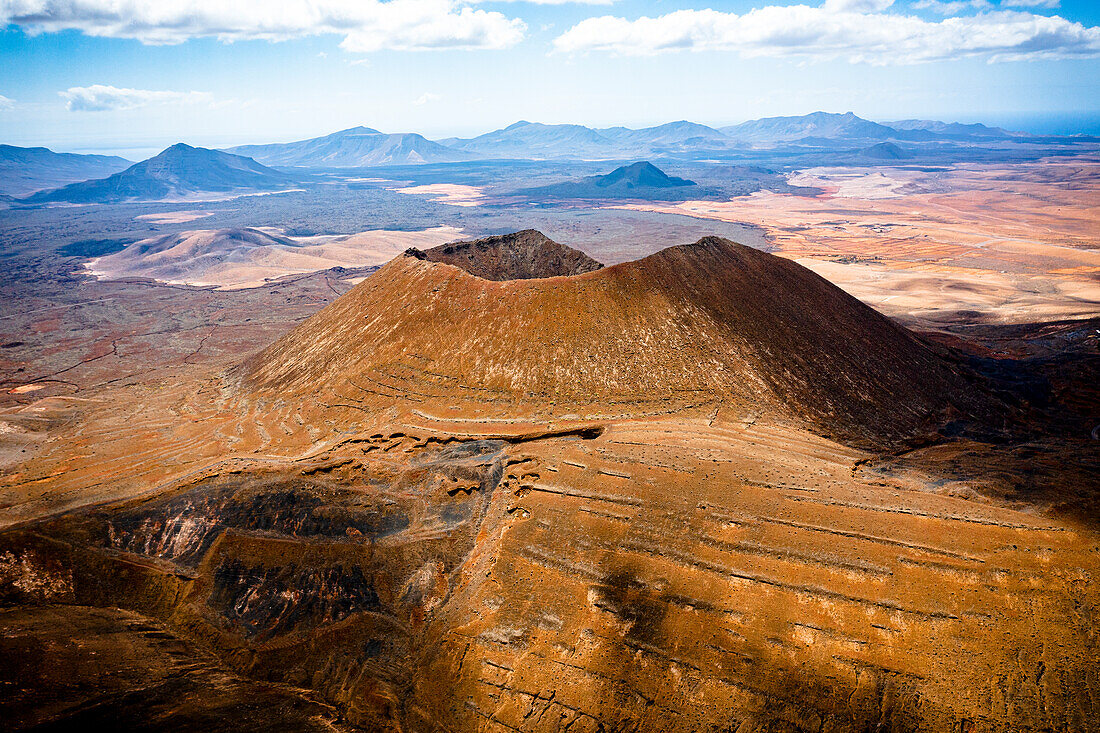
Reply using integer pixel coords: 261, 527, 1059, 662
552, 3, 1100, 63
823, 0, 893, 11
0, 0, 526, 51
60, 85, 213, 112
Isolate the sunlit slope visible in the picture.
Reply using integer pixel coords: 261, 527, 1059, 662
243, 235, 998, 448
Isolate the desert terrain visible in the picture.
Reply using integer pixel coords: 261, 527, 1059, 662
85, 225, 464, 289
0, 133, 1097, 732
617, 157, 1100, 329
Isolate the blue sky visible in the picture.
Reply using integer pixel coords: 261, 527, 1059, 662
1, 0, 1098, 158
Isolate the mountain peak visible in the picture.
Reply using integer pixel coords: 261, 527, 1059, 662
594, 161, 695, 188
336, 126, 383, 136
28, 144, 291, 203
160, 142, 197, 154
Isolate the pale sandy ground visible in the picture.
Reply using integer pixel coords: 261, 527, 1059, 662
614, 159, 1100, 327
7, 385, 46, 395
392, 183, 485, 207
133, 211, 214, 224
786, 167, 925, 198
85, 225, 465, 290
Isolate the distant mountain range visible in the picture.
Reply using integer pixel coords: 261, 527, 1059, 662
597, 121, 731, 151
2, 113, 1062, 201
720, 111, 903, 144
439, 121, 614, 159
885, 119, 1017, 140
0, 144, 131, 196
225, 126, 467, 167
27, 144, 295, 204
220, 113, 1035, 167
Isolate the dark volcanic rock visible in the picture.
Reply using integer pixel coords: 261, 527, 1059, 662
592, 161, 695, 188
416, 229, 603, 281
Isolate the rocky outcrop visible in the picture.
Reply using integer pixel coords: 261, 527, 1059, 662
412, 229, 604, 282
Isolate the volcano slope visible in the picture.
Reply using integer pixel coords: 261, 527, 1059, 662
1, 233, 1098, 732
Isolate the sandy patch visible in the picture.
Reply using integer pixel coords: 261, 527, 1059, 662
134, 211, 214, 225
9, 385, 47, 395
86, 225, 464, 290
393, 184, 485, 207
786, 167, 922, 199
157, 188, 306, 203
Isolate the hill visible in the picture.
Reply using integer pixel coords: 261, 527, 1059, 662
85, 228, 295, 286
26, 144, 295, 203
886, 119, 1017, 140
243, 233, 996, 448
441, 121, 616, 159
721, 111, 898, 144
518, 161, 700, 201
860, 142, 912, 159
595, 121, 732, 152
0, 144, 131, 196
411, 229, 603, 281
593, 161, 695, 188
226, 126, 470, 167
442, 120, 736, 159
83, 226, 463, 289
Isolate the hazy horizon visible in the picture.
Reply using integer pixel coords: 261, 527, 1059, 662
3, 0, 1099, 157
6, 109, 1098, 162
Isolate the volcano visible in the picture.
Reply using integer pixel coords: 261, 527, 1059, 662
243, 232, 994, 448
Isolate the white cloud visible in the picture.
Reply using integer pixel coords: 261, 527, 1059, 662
490, 0, 614, 4
0, 94, 14, 110
913, 0, 991, 14
414, 92, 441, 105
824, 0, 894, 11
1000, 0, 1059, 7
1, 0, 526, 51
553, 4, 1100, 64
60, 85, 213, 112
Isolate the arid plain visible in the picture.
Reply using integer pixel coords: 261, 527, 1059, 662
617, 157, 1100, 329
